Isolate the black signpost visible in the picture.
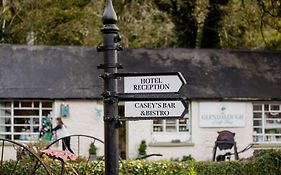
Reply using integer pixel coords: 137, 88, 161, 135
98, 1, 187, 175
98, 0, 121, 174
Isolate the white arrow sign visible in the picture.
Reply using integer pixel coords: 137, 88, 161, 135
125, 100, 187, 119
123, 72, 186, 94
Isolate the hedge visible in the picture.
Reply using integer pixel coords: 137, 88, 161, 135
2, 149, 281, 175
196, 149, 281, 175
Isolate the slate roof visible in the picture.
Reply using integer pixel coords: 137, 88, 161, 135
0, 45, 280, 100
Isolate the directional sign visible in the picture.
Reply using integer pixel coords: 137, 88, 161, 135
117, 72, 186, 94
124, 99, 187, 120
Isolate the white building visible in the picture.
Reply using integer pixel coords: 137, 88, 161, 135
0, 45, 280, 161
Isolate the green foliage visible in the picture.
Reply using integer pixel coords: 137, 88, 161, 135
3, 150, 281, 174
195, 149, 281, 175
89, 142, 97, 155
0, 0, 280, 49
200, 0, 230, 48
182, 154, 195, 162
0, 0, 103, 45
15, 141, 49, 163
0, 160, 197, 175
216, 0, 281, 49
26, 140, 49, 154
116, 0, 176, 48
154, 0, 281, 49
138, 140, 147, 156
122, 160, 196, 175
154, 0, 198, 48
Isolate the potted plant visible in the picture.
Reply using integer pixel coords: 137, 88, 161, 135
89, 142, 97, 160
138, 140, 147, 157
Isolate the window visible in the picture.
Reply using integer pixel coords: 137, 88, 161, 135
0, 101, 53, 142
153, 118, 190, 133
152, 114, 190, 143
253, 103, 281, 143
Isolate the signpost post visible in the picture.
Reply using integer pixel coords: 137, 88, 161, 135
98, 1, 187, 174
98, 1, 121, 175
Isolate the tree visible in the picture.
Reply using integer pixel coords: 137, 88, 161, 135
154, 0, 198, 48
0, 0, 280, 49
255, 0, 281, 49
219, 0, 281, 49
0, 0, 102, 45
115, 0, 176, 48
153, 0, 281, 49
256, 0, 281, 18
200, 0, 230, 48
0, 0, 175, 48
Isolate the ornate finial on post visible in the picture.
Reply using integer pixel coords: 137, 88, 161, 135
102, 0, 119, 33
103, 0, 117, 24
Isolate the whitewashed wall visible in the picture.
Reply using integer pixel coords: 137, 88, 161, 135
127, 101, 254, 161
52, 100, 105, 157
2, 100, 104, 160
2, 100, 255, 161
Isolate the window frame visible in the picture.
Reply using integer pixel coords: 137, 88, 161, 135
0, 101, 53, 142
152, 118, 190, 133
151, 113, 191, 143
253, 103, 281, 143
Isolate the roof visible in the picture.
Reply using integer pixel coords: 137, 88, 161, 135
0, 45, 280, 100
0, 45, 102, 99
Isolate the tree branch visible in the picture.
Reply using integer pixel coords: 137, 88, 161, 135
260, 12, 267, 46
256, 0, 279, 18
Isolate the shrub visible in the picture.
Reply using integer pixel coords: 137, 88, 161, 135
182, 154, 195, 162
3, 149, 281, 175
89, 142, 97, 155
138, 140, 147, 156
195, 149, 281, 175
